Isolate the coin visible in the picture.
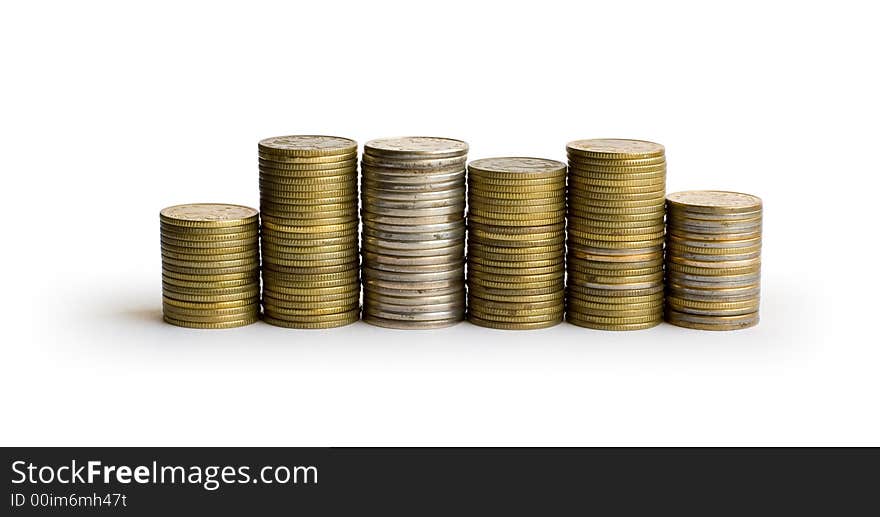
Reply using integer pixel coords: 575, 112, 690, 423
664, 190, 762, 330
566, 139, 665, 159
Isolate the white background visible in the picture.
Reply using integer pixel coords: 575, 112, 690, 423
1, 1, 878, 446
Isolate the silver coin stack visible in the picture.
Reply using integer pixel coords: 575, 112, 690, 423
360, 137, 469, 329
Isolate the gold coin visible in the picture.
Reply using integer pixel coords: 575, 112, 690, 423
566, 297, 663, 312
565, 304, 662, 319
262, 310, 360, 329
162, 274, 256, 290
566, 139, 665, 159
666, 191, 762, 214
665, 309, 759, 330
162, 263, 258, 276
566, 312, 661, 325
258, 151, 357, 164
160, 229, 259, 242
164, 315, 258, 329
468, 189, 565, 201
162, 288, 259, 304
161, 269, 258, 282
258, 135, 357, 157
468, 276, 558, 290
160, 204, 258, 228
467, 315, 561, 330
565, 316, 660, 331
162, 304, 258, 319
259, 172, 354, 185
161, 247, 257, 262
263, 277, 360, 298
265, 306, 360, 324
162, 295, 258, 309
567, 236, 665, 249
262, 300, 359, 316
468, 308, 563, 323
567, 283, 664, 297
469, 290, 564, 304
569, 163, 666, 175
468, 284, 562, 298
569, 155, 666, 167
666, 262, 761, 276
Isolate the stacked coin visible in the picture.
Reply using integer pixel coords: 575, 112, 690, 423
466, 157, 566, 329
360, 137, 468, 329
258, 135, 360, 329
160, 204, 260, 328
565, 139, 667, 330
664, 191, 762, 330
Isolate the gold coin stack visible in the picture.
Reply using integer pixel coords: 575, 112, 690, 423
665, 191, 762, 330
466, 157, 566, 330
160, 204, 260, 329
258, 135, 360, 329
360, 137, 468, 329
565, 139, 667, 330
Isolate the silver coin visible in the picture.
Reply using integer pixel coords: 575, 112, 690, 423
568, 277, 663, 290
361, 211, 461, 225
362, 307, 464, 322
362, 235, 463, 251
367, 259, 464, 273
363, 169, 465, 184
364, 220, 464, 233
362, 196, 465, 210
361, 179, 464, 193
363, 299, 465, 314
362, 315, 463, 330
363, 277, 464, 291
362, 186, 465, 202
363, 290, 464, 306
362, 206, 465, 218
362, 266, 463, 282
362, 243, 465, 258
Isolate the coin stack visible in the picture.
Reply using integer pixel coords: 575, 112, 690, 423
160, 204, 260, 329
664, 191, 762, 330
565, 139, 667, 330
466, 157, 566, 330
360, 137, 468, 329
258, 135, 360, 329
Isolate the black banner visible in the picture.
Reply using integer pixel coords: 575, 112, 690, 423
3, 448, 877, 515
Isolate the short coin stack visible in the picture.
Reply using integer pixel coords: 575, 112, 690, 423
664, 191, 762, 330
360, 137, 468, 329
466, 157, 566, 329
565, 139, 667, 330
258, 135, 360, 329
160, 204, 260, 328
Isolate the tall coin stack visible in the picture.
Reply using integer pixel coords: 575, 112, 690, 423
160, 204, 260, 329
258, 135, 360, 329
466, 157, 566, 329
664, 191, 762, 330
360, 137, 468, 329
565, 139, 667, 330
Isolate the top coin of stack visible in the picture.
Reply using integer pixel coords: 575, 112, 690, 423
258, 135, 360, 329
360, 136, 468, 329
466, 157, 566, 330
160, 203, 260, 329
664, 191, 762, 330
565, 139, 667, 330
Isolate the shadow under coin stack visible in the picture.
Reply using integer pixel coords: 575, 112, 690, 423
565, 139, 667, 330
466, 158, 566, 329
160, 204, 260, 328
664, 191, 762, 330
258, 135, 360, 328
360, 137, 468, 329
